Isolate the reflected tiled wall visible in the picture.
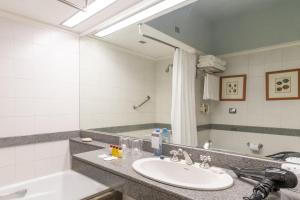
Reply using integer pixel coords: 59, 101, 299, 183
154, 58, 172, 124
209, 43, 300, 155
80, 37, 156, 129
211, 44, 300, 128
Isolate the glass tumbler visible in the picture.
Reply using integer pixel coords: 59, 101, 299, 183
119, 136, 131, 157
131, 138, 143, 158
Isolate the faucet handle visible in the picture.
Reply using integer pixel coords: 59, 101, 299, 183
207, 156, 211, 162
177, 148, 183, 155
169, 150, 180, 162
200, 155, 206, 161
199, 155, 212, 169
170, 150, 178, 155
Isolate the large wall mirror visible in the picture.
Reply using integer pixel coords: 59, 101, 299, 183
80, 0, 300, 165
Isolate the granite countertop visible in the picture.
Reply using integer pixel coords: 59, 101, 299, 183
70, 137, 108, 148
73, 148, 283, 200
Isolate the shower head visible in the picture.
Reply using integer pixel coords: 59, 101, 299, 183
165, 64, 173, 73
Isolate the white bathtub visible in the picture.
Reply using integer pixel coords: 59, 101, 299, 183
0, 170, 108, 200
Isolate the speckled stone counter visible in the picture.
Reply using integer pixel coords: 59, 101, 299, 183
72, 148, 282, 200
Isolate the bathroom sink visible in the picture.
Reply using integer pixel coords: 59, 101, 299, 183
132, 157, 234, 190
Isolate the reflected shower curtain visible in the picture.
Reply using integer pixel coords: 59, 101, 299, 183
171, 48, 197, 146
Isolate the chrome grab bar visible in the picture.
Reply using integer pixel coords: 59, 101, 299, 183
133, 96, 151, 110
0, 189, 27, 200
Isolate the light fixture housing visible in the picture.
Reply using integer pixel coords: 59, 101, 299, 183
62, 0, 117, 28
94, 0, 192, 37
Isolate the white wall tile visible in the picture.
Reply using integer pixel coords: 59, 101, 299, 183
0, 147, 15, 167
0, 16, 77, 187
34, 156, 68, 177
0, 117, 16, 137
0, 57, 14, 77
0, 140, 70, 187
212, 44, 300, 130
0, 165, 15, 187
0, 78, 15, 98
0, 16, 79, 137
80, 38, 156, 129
15, 162, 35, 182
15, 144, 35, 163
15, 116, 35, 136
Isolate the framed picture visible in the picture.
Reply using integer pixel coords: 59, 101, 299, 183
266, 68, 300, 100
220, 75, 247, 101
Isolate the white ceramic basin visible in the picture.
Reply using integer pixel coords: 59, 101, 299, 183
132, 157, 234, 190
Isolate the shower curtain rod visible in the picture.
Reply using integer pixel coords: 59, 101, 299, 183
140, 33, 178, 49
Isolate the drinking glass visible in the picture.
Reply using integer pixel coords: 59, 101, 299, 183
131, 138, 143, 158
119, 136, 131, 157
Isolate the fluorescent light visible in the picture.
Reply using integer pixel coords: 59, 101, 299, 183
95, 0, 189, 37
62, 0, 117, 28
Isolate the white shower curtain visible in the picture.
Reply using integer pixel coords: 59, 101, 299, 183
171, 48, 197, 146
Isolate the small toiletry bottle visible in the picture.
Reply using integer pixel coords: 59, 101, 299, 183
112, 145, 117, 157
162, 128, 170, 143
118, 147, 123, 158
152, 129, 162, 156
109, 144, 113, 155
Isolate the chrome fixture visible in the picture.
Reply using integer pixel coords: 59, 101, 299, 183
199, 155, 211, 169
178, 148, 193, 165
170, 148, 193, 165
0, 189, 27, 200
57, 0, 89, 11
247, 142, 263, 153
203, 140, 212, 149
169, 150, 180, 162
138, 40, 147, 44
133, 96, 151, 110
165, 64, 173, 73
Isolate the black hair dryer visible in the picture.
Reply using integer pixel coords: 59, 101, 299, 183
232, 167, 298, 200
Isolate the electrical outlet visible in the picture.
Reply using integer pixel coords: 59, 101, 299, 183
229, 108, 237, 114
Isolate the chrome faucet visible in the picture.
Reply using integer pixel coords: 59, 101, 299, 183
178, 149, 193, 165
170, 149, 194, 165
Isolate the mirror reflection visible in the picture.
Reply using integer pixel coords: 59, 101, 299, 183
80, 0, 300, 165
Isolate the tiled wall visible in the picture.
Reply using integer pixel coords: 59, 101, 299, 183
0, 14, 79, 185
208, 43, 300, 155
211, 44, 300, 128
80, 37, 156, 129
0, 140, 70, 187
0, 15, 79, 137
154, 58, 172, 124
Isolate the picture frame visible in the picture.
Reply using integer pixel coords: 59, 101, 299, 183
220, 74, 247, 101
266, 68, 300, 100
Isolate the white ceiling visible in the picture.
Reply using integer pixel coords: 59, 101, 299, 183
101, 24, 174, 60
0, 0, 176, 60
0, 0, 142, 33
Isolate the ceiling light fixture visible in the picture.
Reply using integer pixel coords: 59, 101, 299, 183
94, 0, 192, 37
62, 0, 117, 28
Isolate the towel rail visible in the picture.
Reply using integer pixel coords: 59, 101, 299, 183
133, 96, 151, 110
